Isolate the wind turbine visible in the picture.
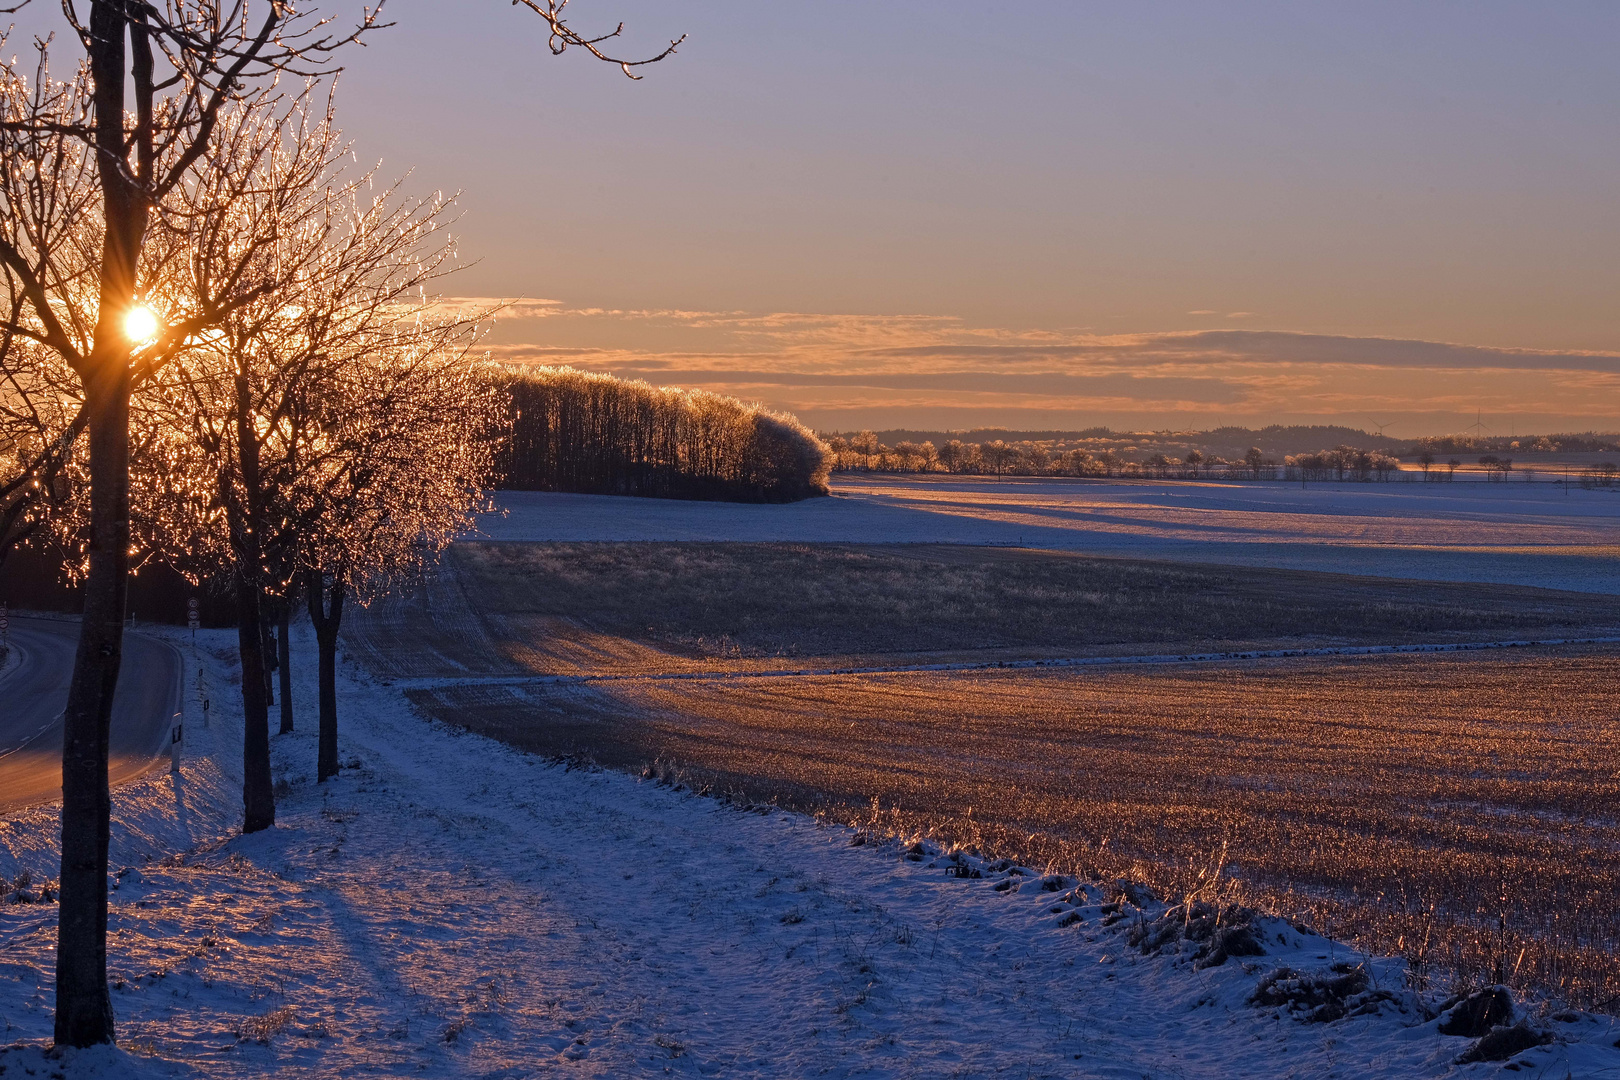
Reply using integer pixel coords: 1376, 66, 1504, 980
1468, 409, 1489, 439
1368, 418, 1395, 439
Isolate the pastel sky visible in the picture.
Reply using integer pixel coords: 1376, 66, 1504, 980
131, 4, 1620, 432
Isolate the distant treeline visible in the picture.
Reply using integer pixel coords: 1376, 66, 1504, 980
828, 435, 1617, 485
492, 367, 831, 503
1398, 433, 1620, 456
827, 433, 1405, 482
827, 424, 1402, 460
828, 425, 1620, 463
825, 433, 1279, 479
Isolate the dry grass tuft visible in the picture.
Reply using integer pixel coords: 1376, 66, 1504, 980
236, 1005, 297, 1044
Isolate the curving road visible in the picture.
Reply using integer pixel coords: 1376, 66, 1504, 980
0, 615, 182, 815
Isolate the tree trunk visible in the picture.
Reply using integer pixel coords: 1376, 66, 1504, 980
233, 372, 274, 833
56, 0, 148, 1048
262, 613, 276, 706
236, 573, 275, 832
277, 603, 293, 734
307, 570, 344, 782
53, 363, 127, 1048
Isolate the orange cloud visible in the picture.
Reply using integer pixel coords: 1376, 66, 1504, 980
446, 298, 1620, 434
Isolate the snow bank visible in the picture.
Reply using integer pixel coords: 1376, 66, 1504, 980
3, 625, 1619, 1077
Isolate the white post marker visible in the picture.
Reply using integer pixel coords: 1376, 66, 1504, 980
170, 714, 183, 774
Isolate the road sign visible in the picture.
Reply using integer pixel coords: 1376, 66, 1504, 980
187, 596, 199, 631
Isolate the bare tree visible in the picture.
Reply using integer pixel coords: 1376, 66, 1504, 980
851, 430, 879, 470
1245, 446, 1265, 479
0, 57, 96, 569
296, 330, 499, 780
982, 440, 1014, 476
824, 434, 849, 469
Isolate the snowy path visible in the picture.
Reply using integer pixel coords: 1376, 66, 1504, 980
3, 627, 1619, 1078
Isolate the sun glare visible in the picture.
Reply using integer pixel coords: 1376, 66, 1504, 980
124, 305, 160, 344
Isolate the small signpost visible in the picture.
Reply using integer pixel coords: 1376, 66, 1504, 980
187, 595, 200, 634
170, 714, 183, 774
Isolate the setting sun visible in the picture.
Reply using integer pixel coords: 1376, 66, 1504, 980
123, 304, 159, 344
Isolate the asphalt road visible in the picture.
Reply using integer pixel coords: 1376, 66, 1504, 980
0, 616, 182, 815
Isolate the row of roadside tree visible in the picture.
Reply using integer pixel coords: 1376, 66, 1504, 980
0, 0, 687, 1048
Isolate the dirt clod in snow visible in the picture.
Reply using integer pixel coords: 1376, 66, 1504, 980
1457, 1020, 1553, 1063
1250, 962, 1398, 1023
1437, 985, 1515, 1037
1110, 879, 1159, 908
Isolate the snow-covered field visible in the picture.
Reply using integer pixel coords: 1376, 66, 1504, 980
477, 476, 1620, 594
4, 626, 1620, 1077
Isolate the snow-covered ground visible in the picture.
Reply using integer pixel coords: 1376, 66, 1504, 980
4, 625, 1620, 1077
477, 475, 1620, 594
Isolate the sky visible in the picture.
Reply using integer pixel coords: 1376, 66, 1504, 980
30, 1, 1620, 435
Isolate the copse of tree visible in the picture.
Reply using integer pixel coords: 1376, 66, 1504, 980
493, 367, 830, 503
